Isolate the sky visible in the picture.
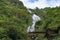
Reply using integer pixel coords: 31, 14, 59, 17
20, 0, 60, 9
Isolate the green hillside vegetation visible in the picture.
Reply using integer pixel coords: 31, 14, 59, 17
31, 7, 60, 40
0, 0, 32, 40
0, 0, 60, 40
34, 7, 60, 29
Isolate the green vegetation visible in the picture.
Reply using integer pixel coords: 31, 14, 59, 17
34, 7, 60, 29
32, 7, 60, 40
0, 0, 32, 40
0, 0, 60, 40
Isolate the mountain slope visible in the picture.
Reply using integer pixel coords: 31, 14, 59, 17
0, 0, 32, 40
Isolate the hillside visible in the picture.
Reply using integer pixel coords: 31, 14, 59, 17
0, 0, 60, 40
0, 0, 32, 40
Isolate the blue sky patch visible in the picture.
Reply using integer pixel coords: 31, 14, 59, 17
28, 0, 39, 3
47, 0, 60, 6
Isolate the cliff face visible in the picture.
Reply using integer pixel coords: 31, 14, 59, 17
0, 0, 60, 40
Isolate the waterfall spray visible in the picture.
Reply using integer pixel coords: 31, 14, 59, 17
27, 9, 41, 32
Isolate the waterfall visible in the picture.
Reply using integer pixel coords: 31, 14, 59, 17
27, 9, 41, 32
27, 9, 32, 13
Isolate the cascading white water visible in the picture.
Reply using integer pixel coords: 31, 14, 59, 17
27, 9, 32, 13
27, 9, 41, 32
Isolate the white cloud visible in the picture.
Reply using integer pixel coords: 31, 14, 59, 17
20, 0, 60, 9
46, 0, 60, 7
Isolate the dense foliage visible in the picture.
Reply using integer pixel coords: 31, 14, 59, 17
0, 0, 60, 40
32, 7, 60, 40
0, 0, 32, 40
